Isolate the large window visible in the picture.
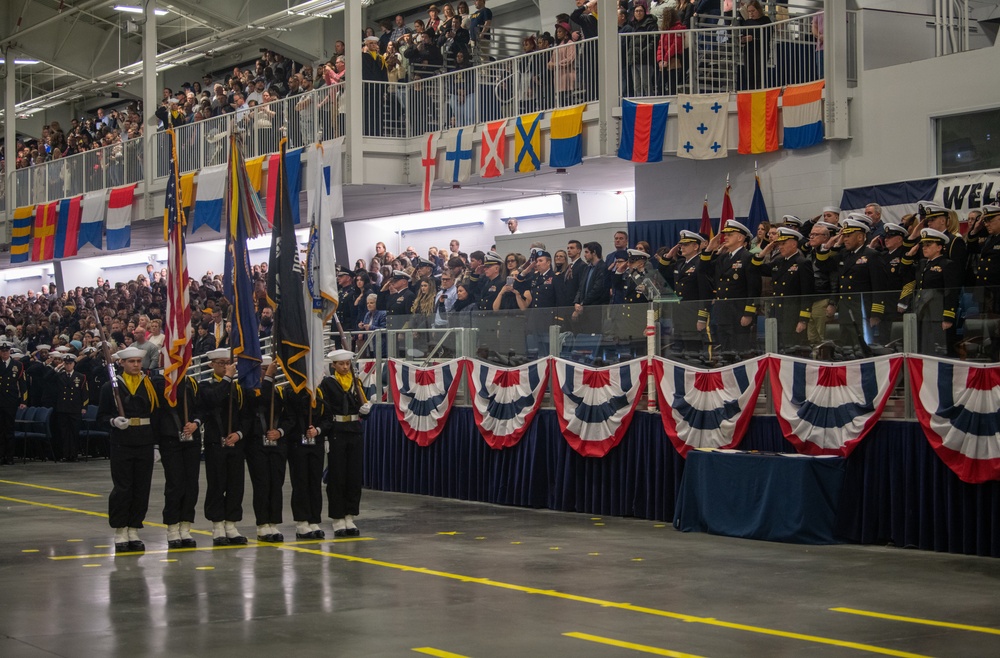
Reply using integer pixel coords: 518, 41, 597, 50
936, 108, 1000, 175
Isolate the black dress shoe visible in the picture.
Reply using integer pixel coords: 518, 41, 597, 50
295, 532, 312, 539
127, 540, 145, 552
344, 527, 360, 537
167, 539, 182, 549
228, 535, 248, 545
180, 538, 197, 549
271, 532, 284, 542
114, 542, 131, 553
213, 536, 230, 546
333, 529, 347, 538
313, 529, 325, 539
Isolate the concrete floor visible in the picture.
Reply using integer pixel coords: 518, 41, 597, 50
1, 460, 999, 658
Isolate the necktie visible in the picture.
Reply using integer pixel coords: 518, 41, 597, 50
566, 262, 574, 280
584, 266, 594, 294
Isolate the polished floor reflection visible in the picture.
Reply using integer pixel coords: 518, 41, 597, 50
1, 461, 998, 658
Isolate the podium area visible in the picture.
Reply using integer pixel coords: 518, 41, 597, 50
1, 459, 999, 657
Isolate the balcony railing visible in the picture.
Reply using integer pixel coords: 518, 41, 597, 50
11, 137, 144, 206
620, 12, 823, 98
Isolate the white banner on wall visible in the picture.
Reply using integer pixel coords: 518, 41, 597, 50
934, 172, 1000, 213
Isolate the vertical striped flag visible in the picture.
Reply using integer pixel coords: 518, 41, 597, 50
163, 128, 192, 407
30, 202, 58, 262
54, 196, 83, 259
223, 134, 266, 390
737, 88, 780, 154
266, 138, 310, 393
782, 80, 825, 150
618, 99, 668, 164
10, 206, 34, 264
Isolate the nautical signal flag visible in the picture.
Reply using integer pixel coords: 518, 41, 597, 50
31, 202, 58, 262
420, 132, 439, 211
737, 88, 780, 154
514, 112, 543, 173
549, 105, 584, 169
78, 190, 106, 250
677, 93, 729, 160
191, 163, 227, 234
106, 184, 137, 251
11, 206, 34, 264
618, 99, 668, 164
480, 119, 507, 178
54, 196, 83, 259
442, 127, 473, 184
266, 149, 303, 226
782, 80, 825, 150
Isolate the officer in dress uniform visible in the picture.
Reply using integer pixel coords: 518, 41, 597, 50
53, 353, 89, 462
753, 228, 815, 348
519, 251, 558, 358
822, 216, 886, 348
319, 349, 372, 538
612, 249, 661, 356
705, 220, 762, 353
477, 252, 505, 311
334, 266, 358, 347
903, 229, 962, 355
0, 341, 27, 465
98, 347, 159, 554
878, 223, 915, 346
197, 348, 250, 546
968, 205, 1000, 360
281, 382, 326, 540
245, 357, 288, 543
154, 369, 202, 549
26, 344, 56, 407
658, 231, 712, 353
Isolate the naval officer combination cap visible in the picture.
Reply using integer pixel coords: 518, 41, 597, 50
774, 227, 804, 242
919, 202, 950, 220
781, 214, 803, 227
839, 218, 870, 234
721, 220, 752, 239
678, 230, 705, 244
884, 223, 909, 238
627, 249, 649, 260
920, 228, 950, 245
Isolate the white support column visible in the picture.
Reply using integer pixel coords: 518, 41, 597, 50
824, 0, 849, 140
4, 54, 16, 220
344, 0, 364, 185
142, 3, 158, 218
597, 0, 620, 156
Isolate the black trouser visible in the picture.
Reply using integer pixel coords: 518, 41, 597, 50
203, 439, 245, 522
245, 437, 287, 526
159, 436, 202, 525
327, 432, 363, 519
287, 438, 324, 524
0, 404, 17, 462
55, 411, 81, 461
108, 441, 155, 528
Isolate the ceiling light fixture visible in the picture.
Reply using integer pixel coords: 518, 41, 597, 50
0, 59, 41, 65
113, 5, 169, 16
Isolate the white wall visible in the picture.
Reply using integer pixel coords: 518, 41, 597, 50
0, 264, 56, 297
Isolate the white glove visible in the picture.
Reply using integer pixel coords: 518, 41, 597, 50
359, 402, 372, 415
112, 417, 129, 430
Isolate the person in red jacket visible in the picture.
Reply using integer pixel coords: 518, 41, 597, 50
657, 8, 688, 95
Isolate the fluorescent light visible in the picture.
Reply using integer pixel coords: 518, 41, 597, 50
113, 5, 169, 15
0, 59, 41, 65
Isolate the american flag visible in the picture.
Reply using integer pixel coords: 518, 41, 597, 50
163, 128, 191, 407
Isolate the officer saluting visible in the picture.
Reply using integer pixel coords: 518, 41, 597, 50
705, 220, 762, 353
98, 347, 159, 554
658, 231, 712, 353
0, 340, 27, 465
477, 252, 507, 311
53, 352, 89, 462
753, 227, 815, 348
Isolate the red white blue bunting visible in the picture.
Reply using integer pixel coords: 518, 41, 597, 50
909, 355, 1000, 484
387, 358, 466, 446
466, 358, 549, 449
769, 354, 903, 456
652, 355, 767, 457
358, 359, 387, 402
549, 357, 648, 458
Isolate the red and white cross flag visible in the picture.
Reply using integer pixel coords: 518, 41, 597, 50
421, 132, 439, 212
479, 119, 507, 179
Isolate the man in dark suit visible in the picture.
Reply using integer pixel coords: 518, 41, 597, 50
572, 241, 609, 335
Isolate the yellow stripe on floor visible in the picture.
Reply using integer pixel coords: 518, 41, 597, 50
0, 494, 212, 534
564, 632, 706, 657
412, 648, 470, 658
831, 607, 1000, 636
0, 479, 102, 498
280, 546, 930, 658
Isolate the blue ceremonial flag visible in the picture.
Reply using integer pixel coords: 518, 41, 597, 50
618, 99, 668, 163
548, 105, 584, 168
285, 148, 303, 225
223, 134, 266, 390
190, 163, 227, 234
747, 174, 769, 232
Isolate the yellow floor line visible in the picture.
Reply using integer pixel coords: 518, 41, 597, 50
280, 546, 930, 658
50, 544, 259, 560
831, 607, 1000, 636
564, 632, 706, 657
412, 648, 470, 658
0, 494, 213, 535
0, 479, 102, 498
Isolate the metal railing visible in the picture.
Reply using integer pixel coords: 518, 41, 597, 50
362, 37, 598, 138
10, 137, 144, 207
620, 12, 822, 98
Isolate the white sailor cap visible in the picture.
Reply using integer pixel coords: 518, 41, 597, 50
115, 347, 145, 360
36, 344, 52, 352
920, 228, 950, 245
721, 220, 752, 239
206, 348, 232, 361
813, 221, 839, 233
261, 355, 273, 367
54, 346, 71, 353
846, 212, 872, 227
326, 349, 354, 362
781, 215, 803, 227
774, 227, 803, 242
839, 218, 870, 234
821, 206, 841, 215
